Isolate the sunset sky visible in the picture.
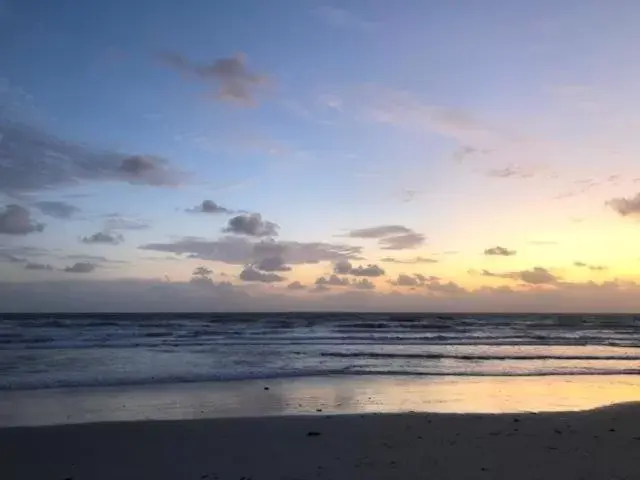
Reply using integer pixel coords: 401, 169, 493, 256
2, 0, 640, 311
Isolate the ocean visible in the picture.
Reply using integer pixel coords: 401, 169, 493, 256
2, 312, 640, 391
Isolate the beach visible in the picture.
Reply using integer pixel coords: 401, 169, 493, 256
2, 313, 640, 479
3, 403, 640, 480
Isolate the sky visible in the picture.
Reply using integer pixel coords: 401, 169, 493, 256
2, 0, 640, 312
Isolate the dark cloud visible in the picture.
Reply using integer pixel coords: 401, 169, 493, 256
607, 193, 640, 217
0, 121, 184, 193
390, 273, 440, 287
64, 254, 128, 264
391, 273, 423, 287
193, 265, 213, 277
574, 261, 607, 271
349, 264, 385, 277
81, 232, 123, 245
160, 52, 267, 106
6, 277, 640, 312
379, 232, 425, 250
287, 281, 306, 290
352, 278, 376, 290
186, 200, 230, 214
315, 275, 350, 287
0, 245, 49, 261
482, 267, 558, 285
0, 252, 24, 263
381, 256, 438, 264
426, 280, 466, 294
333, 260, 385, 277
223, 213, 279, 237
34, 201, 79, 219
140, 236, 363, 265
334, 260, 352, 274
190, 265, 214, 285
25, 262, 53, 271
117, 155, 183, 186
484, 246, 517, 256
63, 262, 96, 273
345, 225, 413, 239
0, 205, 44, 235
311, 283, 331, 293
239, 266, 285, 283
255, 256, 292, 272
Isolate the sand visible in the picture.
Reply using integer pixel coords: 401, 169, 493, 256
2, 403, 640, 480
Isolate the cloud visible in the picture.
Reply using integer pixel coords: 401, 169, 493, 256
190, 265, 214, 285
349, 263, 384, 277
607, 193, 640, 217
0, 205, 44, 235
140, 236, 363, 265
0, 245, 49, 261
481, 267, 558, 285
343, 224, 425, 250
316, 274, 350, 287
345, 225, 413, 239
311, 283, 331, 293
287, 281, 306, 290
390, 273, 441, 287
81, 231, 123, 245
0, 121, 184, 193
333, 260, 385, 277
34, 201, 79, 219
117, 155, 183, 186
193, 265, 213, 277
24, 262, 53, 271
255, 256, 292, 272
355, 86, 586, 179
334, 260, 352, 274
484, 246, 517, 256
528, 240, 559, 246
7, 275, 640, 313
160, 52, 267, 106
484, 166, 533, 179
352, 278, 376, 290
0, 252, 25, 263
63, 262, 96, 273
317, 93, 343, 111
362, 87, 503, 148
103, 215, 150, 231
64, 254, 128, 264
379, 232, 425, 250
426, 280, 466, 294
239, 266, 285, 283
313, 6, 377, 30
391, 273, 424, 287
223, 213, 279, 237
381, 256, 438, 264
186, 200, 231, 214
574, 261, 607, 271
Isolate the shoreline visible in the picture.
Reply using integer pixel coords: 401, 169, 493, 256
2, 374, 640, 427
3, 404, 640, 479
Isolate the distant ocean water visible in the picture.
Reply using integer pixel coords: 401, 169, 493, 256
2, 313, 640, 390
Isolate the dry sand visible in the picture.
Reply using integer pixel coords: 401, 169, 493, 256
2, 403, 640, 480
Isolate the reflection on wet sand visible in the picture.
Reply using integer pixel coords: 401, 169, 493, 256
1, 374, 639, 426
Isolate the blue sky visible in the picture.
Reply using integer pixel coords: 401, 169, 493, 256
2, 0, 640, 311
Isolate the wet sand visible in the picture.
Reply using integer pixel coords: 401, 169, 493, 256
2, 403, 640, 480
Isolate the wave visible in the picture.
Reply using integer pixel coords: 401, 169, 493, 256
3, 368, 640, 391
321, 352, 640, 361
3, 337, 640, 350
